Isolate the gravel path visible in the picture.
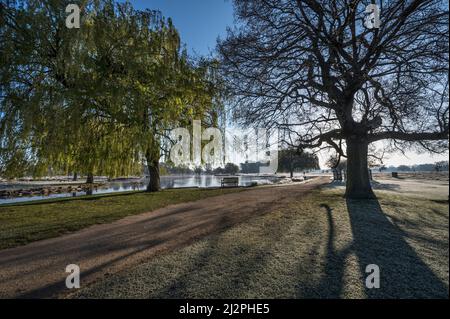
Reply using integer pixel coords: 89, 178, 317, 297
0, 177, 328, 298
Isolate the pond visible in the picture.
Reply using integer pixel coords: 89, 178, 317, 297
0, 175, 284, 205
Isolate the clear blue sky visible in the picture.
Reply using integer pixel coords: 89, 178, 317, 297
127, 0, 234, 56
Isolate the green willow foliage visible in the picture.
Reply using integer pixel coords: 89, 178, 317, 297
0, 0, 217, 185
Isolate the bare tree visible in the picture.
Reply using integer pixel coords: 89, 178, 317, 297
218, 0, 448, 198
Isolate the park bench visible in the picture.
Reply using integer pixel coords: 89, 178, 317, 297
221, 177, 239, 187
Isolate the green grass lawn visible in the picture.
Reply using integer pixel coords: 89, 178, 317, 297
0, 188, 244, 250
73, 188, 449, 299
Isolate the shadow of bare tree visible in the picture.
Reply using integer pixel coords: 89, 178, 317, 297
345, 196, 448, 298
313, 198, 448, 298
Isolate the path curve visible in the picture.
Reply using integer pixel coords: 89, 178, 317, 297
0, 177, 328, 298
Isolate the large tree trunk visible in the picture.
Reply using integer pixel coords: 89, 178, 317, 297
86, 173, 94, 184
289, 152, 294, 178
85, 173, 94, 195
146, 152, 160, 192
345, 138, 375, 199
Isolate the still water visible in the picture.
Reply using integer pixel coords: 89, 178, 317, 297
0, 175, 282, 205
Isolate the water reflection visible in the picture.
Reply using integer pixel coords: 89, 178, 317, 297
0, 175, 282, 205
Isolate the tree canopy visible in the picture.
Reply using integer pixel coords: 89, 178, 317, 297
218, 0, 449, 198
278, 149, 319, 177
0, 0, 219, 190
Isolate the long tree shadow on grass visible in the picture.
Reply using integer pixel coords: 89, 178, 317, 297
346, 196, 448, 298
303, 204, 352, 298
314, 199, 448, 298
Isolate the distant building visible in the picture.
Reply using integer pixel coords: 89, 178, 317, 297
240, 161, 265, 174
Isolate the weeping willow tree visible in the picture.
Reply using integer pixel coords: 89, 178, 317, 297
0, 0, 85, 178
0, 0, 218, 190
84, 1, 218, 191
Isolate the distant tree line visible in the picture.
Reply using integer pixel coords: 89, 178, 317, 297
378, 161, 449, 172
160, 151, 319, 177
160, 162, 240, 176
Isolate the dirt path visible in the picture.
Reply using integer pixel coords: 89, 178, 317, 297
0, 177, 328, 298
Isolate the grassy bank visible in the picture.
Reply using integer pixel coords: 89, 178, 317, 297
74, 188, 449, 299
0, 188, 244, 250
